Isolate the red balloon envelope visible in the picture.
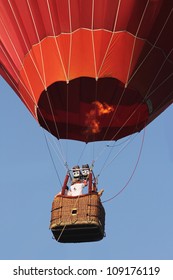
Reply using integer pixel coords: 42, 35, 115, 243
1, 0, 173, 142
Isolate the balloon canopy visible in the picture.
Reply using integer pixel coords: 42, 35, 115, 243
1, 0, 173, 142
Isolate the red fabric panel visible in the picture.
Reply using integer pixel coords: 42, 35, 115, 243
1, 0, 173, 142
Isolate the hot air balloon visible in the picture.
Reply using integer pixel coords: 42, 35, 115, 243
1, 0, 173, 242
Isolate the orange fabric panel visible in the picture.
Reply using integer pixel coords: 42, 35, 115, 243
19, 36, 70, 117
95, 32, 145, 82
69, 30, 97, 79
19, 29, 146, 108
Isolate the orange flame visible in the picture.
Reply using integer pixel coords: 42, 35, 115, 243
85, 101, 114, 134
94, 101, 114, 116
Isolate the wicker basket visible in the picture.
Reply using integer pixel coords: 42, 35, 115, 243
50, 193, 105, 243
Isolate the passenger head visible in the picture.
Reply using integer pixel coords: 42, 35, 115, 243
81, 164, 90, 177
72, 165, 81, 178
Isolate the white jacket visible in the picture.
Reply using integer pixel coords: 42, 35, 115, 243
70, 182, 86, 196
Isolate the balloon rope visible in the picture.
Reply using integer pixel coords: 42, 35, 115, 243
97, 0, 121, 77
67, 0, 73, 81
93, 5, 173, 167
65, 84, 69, 157
124, 0, 150, 88
7, 0, 46, 94
29, 0, 69, 164
1, 18, 67, 168
56, 224, 67, 242
44, 90, 66, 153
91, 0, 98, 79
127, 8, 173, 87
147, 73, 173, 101
1, 53, 65, 163
43, 130, 62, 187
0, 18, 37, 105
46, 0, 68, 81
26, 0, 46, 87
102, 125, 146, 204
33, 0, 65, 153
97, 134, 137, 178
77, 143, 88, 165
93, 97, 144, 171
4, 1, 67, 166
101, 1, 150, 142
0, 64, 36, 116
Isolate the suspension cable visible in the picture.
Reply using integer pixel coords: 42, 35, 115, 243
102, 125, 146, 204
42, 129, 62, 187
77, 143, 88, 165
97, 134, 137, 179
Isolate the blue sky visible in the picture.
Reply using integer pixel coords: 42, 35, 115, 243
0, 76, 173, 260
